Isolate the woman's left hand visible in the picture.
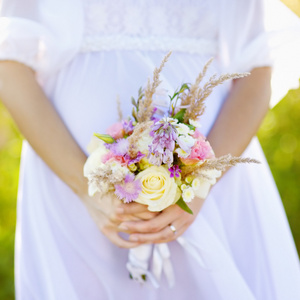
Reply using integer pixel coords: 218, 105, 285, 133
117, 197, 205, 244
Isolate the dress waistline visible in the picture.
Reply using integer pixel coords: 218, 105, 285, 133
80, 35, 218, 55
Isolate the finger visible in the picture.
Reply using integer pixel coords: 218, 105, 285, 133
116, 202, 150, 215
134, 211, 160, 220
128, 222, 187, 244
102, 227, 142, 249
119, 205, 182, 233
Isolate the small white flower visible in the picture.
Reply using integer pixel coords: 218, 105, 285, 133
181, 184, 188, 191
175, 148, 189, 158
175, 123, 190, 135
189, 119, 201, 128
176, 135, 195, 153
192, 178, 201, 190
182, 187, 195, 203
185, 176, 193, 184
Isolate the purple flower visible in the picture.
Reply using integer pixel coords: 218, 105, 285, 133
106, 138, 129, 156
114, 173, 142, 203
128, 151, 145, 165
148, 119, 178, 167
122, 120, 134, 135
168, 165, 182, 178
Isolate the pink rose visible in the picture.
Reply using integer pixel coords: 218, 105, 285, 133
181, 134, 215, 165
106, 122, 124, 139
102, 152, 129, 166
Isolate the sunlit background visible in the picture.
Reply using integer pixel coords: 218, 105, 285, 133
0, 1, 299, 299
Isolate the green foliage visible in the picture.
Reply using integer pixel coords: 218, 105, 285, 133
258, 84, 300, 257
94, 133, 115, 144
0, 102, 22, 300
173, 108, 187, 123
0, 84, 299, 298
176, 197, 193, 214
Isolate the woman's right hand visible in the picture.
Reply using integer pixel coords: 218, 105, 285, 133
81, 191, 158, 248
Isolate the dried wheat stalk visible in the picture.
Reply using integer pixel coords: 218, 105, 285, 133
181, 154, 260, 178
127, 121, 153, 157
183, 72, 248, 122
137, 51, 172, 122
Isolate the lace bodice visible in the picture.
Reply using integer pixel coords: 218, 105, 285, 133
81, 0, 218, 55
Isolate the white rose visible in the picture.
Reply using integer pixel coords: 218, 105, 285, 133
192, 169, 222, 199
135, 166, 181, 211
86, 136, 106, 154
83, 144, 109, 196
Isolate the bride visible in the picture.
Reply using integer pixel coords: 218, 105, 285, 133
0, 0, 300, 299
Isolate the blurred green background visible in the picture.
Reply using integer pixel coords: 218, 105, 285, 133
0, 85, 300, 299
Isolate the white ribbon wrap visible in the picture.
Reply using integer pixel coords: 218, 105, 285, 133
152, 243, 175, 287
127, 238, 207, 288
127, 244, 159, 288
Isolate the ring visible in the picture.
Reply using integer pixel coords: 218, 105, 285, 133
169, 224, 177, 235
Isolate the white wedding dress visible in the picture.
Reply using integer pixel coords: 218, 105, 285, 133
1, 0, 300, 299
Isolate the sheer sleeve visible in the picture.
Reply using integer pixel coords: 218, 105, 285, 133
218, 0, 272, 73
0, 0, 84, 76
219, 0, 300, 105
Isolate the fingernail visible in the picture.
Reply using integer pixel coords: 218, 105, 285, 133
118, 223, 128, 230
116, 207, 124, 214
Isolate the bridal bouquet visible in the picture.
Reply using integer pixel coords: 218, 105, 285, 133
84, 52, 257, 286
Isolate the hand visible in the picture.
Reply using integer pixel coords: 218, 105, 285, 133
117, 197, 205, 244
81, 191, 158, 248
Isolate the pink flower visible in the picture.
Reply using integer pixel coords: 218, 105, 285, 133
192, 129, 205, 139
181, 134, 215, 165
102, 153, 129, 167
115, 173, 142, 203
101, 152, 115, 163
106, 122, 124, 139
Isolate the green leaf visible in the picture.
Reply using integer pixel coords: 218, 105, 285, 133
132, 107, 138, 121
170, 92, 179, 101
173, 108, 186, 123
141, 274, 147, 281
131, 97, 137, 108
186, 124, 196, 131
129, 273, 147, 281
178, 83, 190, 93
93, 133, 115, 144
176, 197, 193, 214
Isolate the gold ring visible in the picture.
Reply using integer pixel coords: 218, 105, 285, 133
169, 224, 177, 235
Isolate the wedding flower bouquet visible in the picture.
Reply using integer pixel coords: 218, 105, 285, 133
84, 52, 258, 286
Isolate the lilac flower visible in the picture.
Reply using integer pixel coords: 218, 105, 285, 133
148, 119, 178, 167
168, 165, 182, 178
163, 149, 173, 166
148, 152, 163, 166
106, 138, 129, 156
114, 173, 142, 203
127, 151, 145, 165
122, 120, 134, 135
151, 107, 159, 121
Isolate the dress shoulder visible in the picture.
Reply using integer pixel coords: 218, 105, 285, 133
0, 0, 84, 76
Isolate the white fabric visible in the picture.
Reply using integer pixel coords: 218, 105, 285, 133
1, 0, 300, 299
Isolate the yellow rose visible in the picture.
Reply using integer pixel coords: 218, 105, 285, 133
135, 166, 181, 212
